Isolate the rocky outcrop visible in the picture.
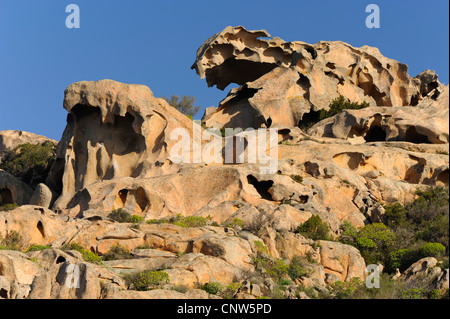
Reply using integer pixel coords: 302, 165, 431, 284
307, 84, 449, 144
400, 257, 449, 292
0, 25, 448, 300
193, 26, 444, 129
0, 170, 34, 206
47, 80, 198, 212
0, 130, 57, 162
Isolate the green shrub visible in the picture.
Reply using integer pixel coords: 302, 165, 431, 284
124, 270, 170, 291
102, 245, 134, 261
299, 96, 369, 130
0, 203, 19, 212
320, 95, 370, 121
338, 221, 358, 245
407, 187, 449, 223
254, 241, 269, 254
266, 259, 290, 279
288, 256, 309, 280
354, 223, 395, 265
331, 277, 364, 299
130, 215, 144, 224
146, 218, 169, 225
383, 203, 409, 227
108, 208, 132, 223
221, 282, 242, 299
163, 95, 200, 118
201, 282, 223, 295
297, 215, 331, 240
356, 223, 395, 250
173, 215, 208, 228
0, 230, 24, 250
402, 288, 427, 299
419, 242, 446, 258
0, 142, 55, 187
228, 218, 245, 229
63, 243, 103, 265
26, 245, 51, 252
387, 249, 413, 273
290, 175, 303, 184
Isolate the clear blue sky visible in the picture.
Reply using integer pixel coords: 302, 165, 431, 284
0, 0, 448, 141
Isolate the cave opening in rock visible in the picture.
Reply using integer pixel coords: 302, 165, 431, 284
118, 189, 128, 206
134, 187, 149, 212
437, 169, 449, 186
0, 188, 13, 206
56, 256, 66, 264
247, 175, 274, 201
298, 110, 321, 131
404, 126, 430, 144
205, 59, 278, 90
37, 221, 45, 238
364, 125, 387, 142
0, 288, 7, 299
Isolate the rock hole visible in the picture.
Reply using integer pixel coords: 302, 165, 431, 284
56, 256, 66, 264
134, 187, 149, 212
404, 126, 429, 144
0, 188, 13, 206
364, 125, 387, 142
437, 169, 449, 186
247, 175, 274, 201
118, 189, 128, 206
0, 288, 7, 299
37, 221, 45, 238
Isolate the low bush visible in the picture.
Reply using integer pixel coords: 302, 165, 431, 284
0, 203, 19, 212
26, 245, 51, 252
63, 243, 103, 265
130, 215, 144, 224
0, 230, 24, 250
296, 215, 331, 240
419, 242, 446, 258
0, 141, 55, 187
290, 175, 303, 184
201, 282, 223, 295
108, 208, 132, 223
287, 256, 309, 280
124, 270, 170, 291
102, 245, 134, 261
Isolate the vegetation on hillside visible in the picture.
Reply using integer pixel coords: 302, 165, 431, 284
300, 95, 370, 130
339, 187, 449, 274
0, 141, 55, 188
163, 95, 200, 118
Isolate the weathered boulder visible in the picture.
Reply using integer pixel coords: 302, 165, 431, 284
170, 253, 244, 285
193, 26, 443, 129
47, 79, 198, 212
27, 261, 125, 299
29, 183, 59, 208
0, 205, 81, 248
0, 170, 34, 206
307, 104, 449, 144
0, 250, 44, 286
0, 130, 57, 162
317, 240, 366, 282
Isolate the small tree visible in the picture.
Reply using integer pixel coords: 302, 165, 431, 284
297, 215, 331, 240
0, 142, 55, 188
163, 95, 200, 118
